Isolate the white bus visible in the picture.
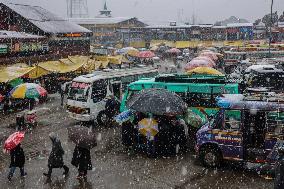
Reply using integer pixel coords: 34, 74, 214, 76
66, 67, 158, 123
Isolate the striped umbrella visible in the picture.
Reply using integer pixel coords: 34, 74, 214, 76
10, 83, 47, 99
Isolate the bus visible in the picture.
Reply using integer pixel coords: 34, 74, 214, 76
121, 74, 239, 126
196, 94, 284, 168
66, 67, 158, 123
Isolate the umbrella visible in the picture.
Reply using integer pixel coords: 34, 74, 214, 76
193, 56, 215, 65
126, 88, 187, 116
166, 48, 181, 54
10, 83, 47, 99
150, 46, 159, 51
184, 59, 215, 71
68, 126, 97, 149
137, 51, 155, 58
3, 131, 25, 151
187, 67, 224, 76
127, 49, 139, 57
115, 47, 138, 56
138, 118, 159, 138
200, 52, 218, 61
115, 110, 134, 124
0, 94, 4, 102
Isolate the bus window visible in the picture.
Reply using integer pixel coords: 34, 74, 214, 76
68, 82, 90, 102
92, 80, 107, 103
224, 110, 241, 130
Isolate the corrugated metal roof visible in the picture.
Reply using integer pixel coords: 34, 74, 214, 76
0, 30, 44, 38
2, 3, 91, 34
68, 17, 134, 25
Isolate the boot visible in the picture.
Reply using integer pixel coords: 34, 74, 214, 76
43, 173, 51, 179
63, 166, 69, 176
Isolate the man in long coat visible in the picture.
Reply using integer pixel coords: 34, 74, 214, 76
43, 133, 69, 179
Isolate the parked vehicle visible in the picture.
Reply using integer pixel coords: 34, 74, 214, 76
66, 67, 158, 124
195, 94, 284, 167
120, 74, 240, 150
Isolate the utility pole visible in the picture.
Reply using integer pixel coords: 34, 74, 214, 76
269, 0, 274, 57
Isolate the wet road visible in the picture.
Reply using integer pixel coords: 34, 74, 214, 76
0, 63, 274, 189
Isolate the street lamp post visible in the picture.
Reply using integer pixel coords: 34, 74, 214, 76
269, 0, 274, 58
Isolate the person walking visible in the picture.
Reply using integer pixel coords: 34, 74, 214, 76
7, 143, 27, 181
71, 145, 92, 181
43, 132, 69, 180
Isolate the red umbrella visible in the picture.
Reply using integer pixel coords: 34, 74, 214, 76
0, 94, 4, 102
3, 131, 25, 151
166, 48, 181, 54
184, 59, 215, 71
137, 51, 155, 58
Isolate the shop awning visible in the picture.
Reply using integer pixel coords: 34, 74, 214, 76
0, 64, 35, 83
38, 58, 86, 74
108, 55, 123, 65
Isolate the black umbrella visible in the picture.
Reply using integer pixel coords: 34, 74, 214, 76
68, 126, 97, 149
126, 88, 187, 116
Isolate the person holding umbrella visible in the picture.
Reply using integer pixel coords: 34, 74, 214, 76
68, 126, 96, 181
3, 131, 26, 181
43, 132, 69, 180
7, 143, 27, 181
71, 145, 92, 180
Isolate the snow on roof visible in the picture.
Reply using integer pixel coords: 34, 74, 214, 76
145, 24, 213, 29
226, 23, 253, 27
2, 3, 91, 34
0, 30, 45, 39
68, 17, 135, 25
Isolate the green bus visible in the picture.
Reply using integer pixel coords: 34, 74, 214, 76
120, 74, 239, 125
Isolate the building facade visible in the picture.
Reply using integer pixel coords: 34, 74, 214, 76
0, 2, 92, 57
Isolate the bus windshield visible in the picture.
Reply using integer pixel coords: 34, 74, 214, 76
68, 82, 90, 102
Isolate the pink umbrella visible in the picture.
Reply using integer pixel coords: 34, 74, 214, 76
0, 94, 4, 102
137, 51, 155, 58
200, 52, 218, 61
193, 56, 216, 65
3, 131, 25, 151
184, 59, 215, 71
166, 48, 181, 54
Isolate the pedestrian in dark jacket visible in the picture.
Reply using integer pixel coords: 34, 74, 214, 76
43, 132, 69, 179
274, 146, 284, 189
71, 145, 92, 180
7, 143, 26, 181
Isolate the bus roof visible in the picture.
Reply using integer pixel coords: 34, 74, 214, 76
217, 94, 284, 111
128, 76, 239, 94
72, 67, 158, 83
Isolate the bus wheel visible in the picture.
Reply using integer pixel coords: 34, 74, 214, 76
199, 146, 222, 168
97, 111, 111, 127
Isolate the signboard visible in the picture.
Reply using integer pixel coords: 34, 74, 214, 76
71, 82, 90, 89
65, 33, 82, 37
0, 44, 8, 54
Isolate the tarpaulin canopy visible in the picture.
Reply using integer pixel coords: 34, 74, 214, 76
108, 55, 123, 65
0, 64, 35, 83
38, 58, 86, 74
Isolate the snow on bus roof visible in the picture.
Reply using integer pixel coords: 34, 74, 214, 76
72, 67, 158, 83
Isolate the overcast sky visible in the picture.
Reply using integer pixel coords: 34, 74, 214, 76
5, 0, 284, 24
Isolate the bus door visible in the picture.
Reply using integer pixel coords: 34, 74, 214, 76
91, 79, 108, 115
212, 110, 243, 160
111, 81, 122, 101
